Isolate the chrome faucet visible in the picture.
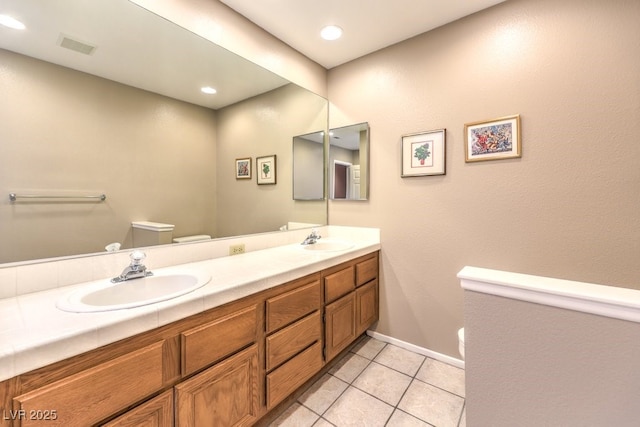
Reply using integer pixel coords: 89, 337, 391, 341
301, 229, 322, 245
111, 250, 153, 283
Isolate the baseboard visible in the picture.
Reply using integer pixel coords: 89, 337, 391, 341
366, 330, 465, 370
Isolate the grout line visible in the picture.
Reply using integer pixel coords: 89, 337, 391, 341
286, 336, 465, 426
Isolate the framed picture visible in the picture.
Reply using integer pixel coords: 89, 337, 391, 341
235, 157, 251, 179
256, 155, 277, 185
464, 114, 521, 162
401, 129, 446, 177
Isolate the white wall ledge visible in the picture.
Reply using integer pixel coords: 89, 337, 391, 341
458, 266, 640, 324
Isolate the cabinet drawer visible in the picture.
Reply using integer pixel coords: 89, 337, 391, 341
266, 279, 321, 333
181, 304, 258, 376
324, 266, 355, 303
266, 311, 321, 371
356, 256, 378, 287
266, 341, 323, 409
14, 341, 165, 427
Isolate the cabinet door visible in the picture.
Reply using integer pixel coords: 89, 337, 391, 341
356, 279, 378, 336
175, 345, 259, 427
101, 389, 173, 427
324, 292, 356, 361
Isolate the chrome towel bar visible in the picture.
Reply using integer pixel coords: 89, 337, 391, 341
9, 193, 107, 202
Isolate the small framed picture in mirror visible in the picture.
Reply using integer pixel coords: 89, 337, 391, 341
257, 155, 277, 185
236, 157, 252, 179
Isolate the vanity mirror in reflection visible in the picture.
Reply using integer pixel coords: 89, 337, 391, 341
293, 131, 325, 201
329, 123, 370, 200
0, 0, 328, 264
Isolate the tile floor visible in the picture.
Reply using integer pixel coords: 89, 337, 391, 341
270, 336, 466, 427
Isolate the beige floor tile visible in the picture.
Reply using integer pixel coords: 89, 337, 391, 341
328, 352, 370, 383
313, 418, 335, 427
373, 344, 425, 376
298, 373, 349, 414
350, 336, 386, 360
386, 409, 431, 426
352, 362, 412, 406
269, 402, 319, 427
324, 387, 394, 427
398, 380, 464, 427
415, 357, 466, 397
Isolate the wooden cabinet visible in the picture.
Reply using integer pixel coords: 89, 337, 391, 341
324, 253, 379, 362
1, 251, 379, 427
101, 389, 173, 427
175, 345, 259, 427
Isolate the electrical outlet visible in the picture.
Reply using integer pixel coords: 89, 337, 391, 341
229, 243, 245, 256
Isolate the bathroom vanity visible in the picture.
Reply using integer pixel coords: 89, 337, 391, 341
0, 230, 379, 426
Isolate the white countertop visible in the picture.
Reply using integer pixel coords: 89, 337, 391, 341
0, 236, 380, 382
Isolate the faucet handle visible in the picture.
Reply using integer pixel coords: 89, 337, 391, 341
130, 250, 146, 266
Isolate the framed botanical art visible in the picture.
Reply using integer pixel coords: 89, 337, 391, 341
257, 155, 277, 185
401, 129, 446, 177
235, 157, 251, 179
464, 115, 521, 162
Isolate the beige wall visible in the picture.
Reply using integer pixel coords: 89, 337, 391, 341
0, 49, 217, 263
327, 0, 640, 357
465, 290, 640, 425
216, 84, 328, 236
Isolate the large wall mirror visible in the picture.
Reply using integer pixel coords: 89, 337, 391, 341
0, 0, 328, 264
329, 123, 370, 200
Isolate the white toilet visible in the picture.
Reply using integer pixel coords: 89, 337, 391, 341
458, 328, 465, 359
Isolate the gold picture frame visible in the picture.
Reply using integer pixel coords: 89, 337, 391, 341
464, 115, 521, 162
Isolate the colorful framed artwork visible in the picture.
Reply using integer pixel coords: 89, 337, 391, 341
464, 114, 521, 162
235, 157, 251, 179
401, 129, 446, 177
257, 155, 277, 185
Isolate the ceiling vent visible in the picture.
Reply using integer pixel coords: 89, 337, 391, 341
58, 34, 97, 55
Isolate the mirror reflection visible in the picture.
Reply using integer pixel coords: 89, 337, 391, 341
329, 123, 370, 200
293, 131, 325, 201
0, 0, 328, 264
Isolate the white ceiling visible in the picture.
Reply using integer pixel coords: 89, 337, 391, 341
0, 0, 287, 109
0, 0, 508, 110
220, 0, 507, 69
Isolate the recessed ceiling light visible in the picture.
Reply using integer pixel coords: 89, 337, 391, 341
201, 86, 217, 95
321, 25, 343, 41
0, 14, 26, 30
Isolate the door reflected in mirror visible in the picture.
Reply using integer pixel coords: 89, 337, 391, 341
293, 131, 325, 201
329, 123, 369, 200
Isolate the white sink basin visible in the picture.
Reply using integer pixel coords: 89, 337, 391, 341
301, 239, 354, 252
56, 269, 211, 313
